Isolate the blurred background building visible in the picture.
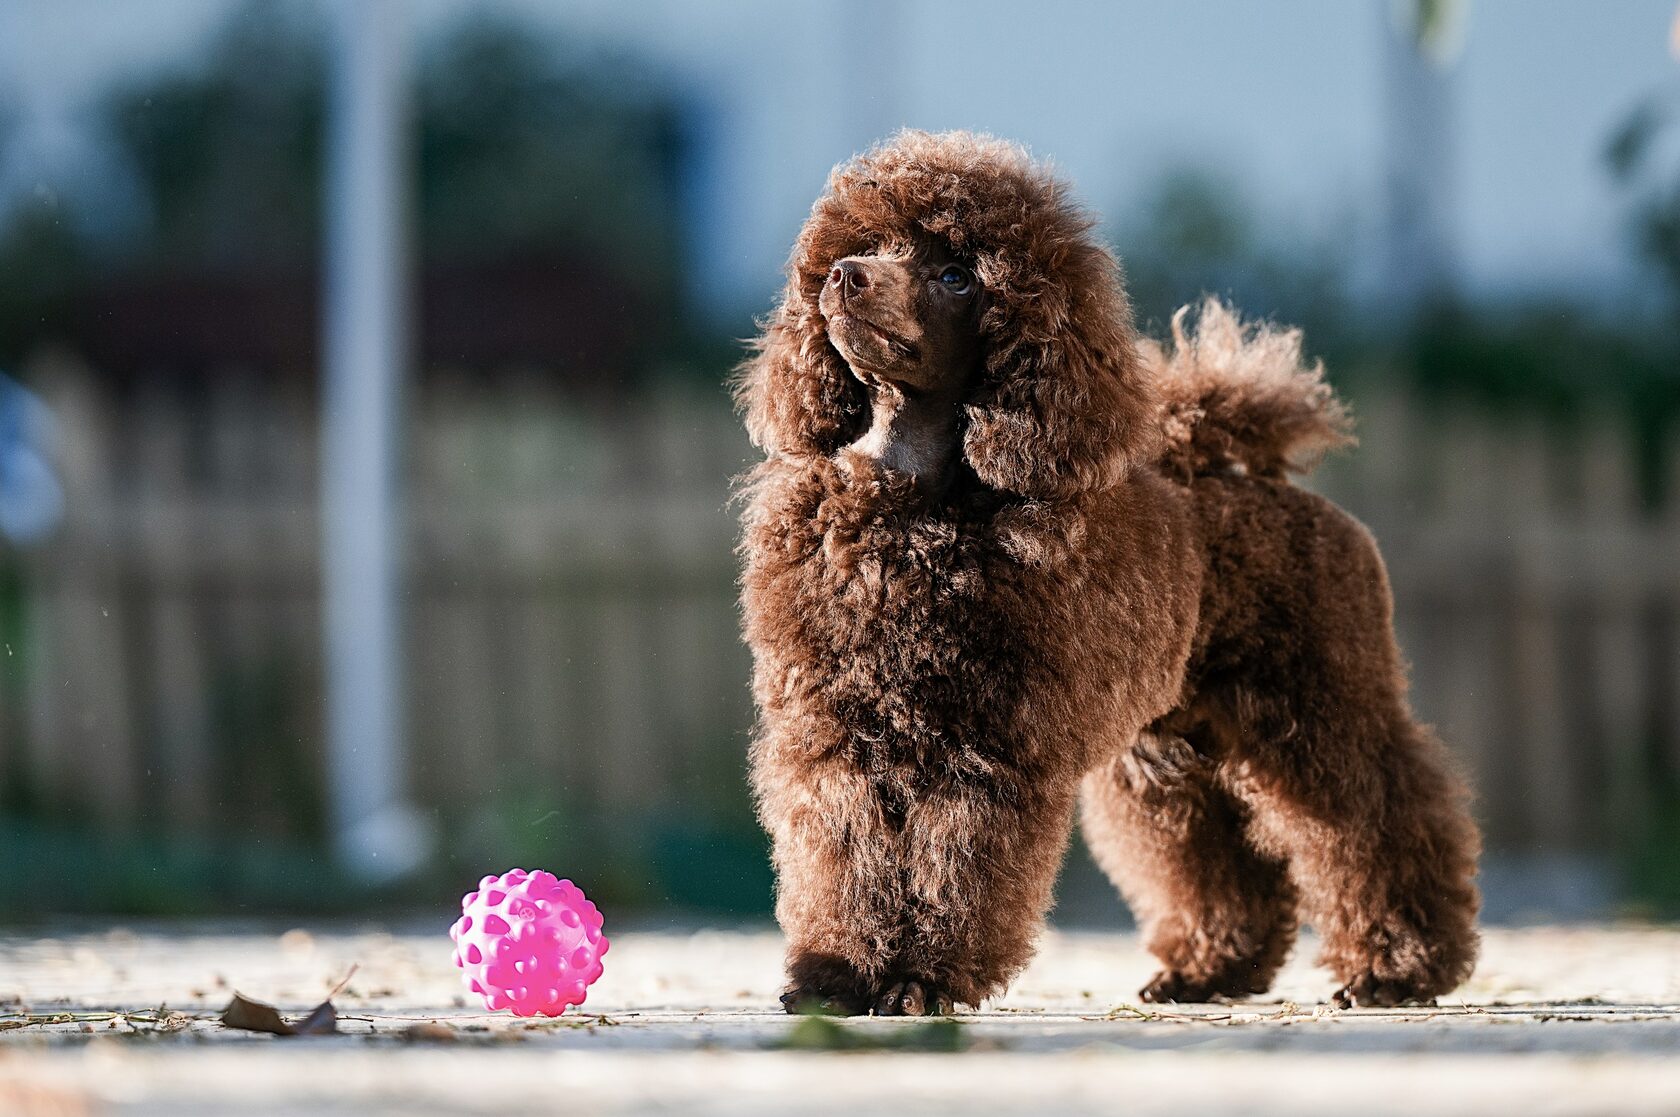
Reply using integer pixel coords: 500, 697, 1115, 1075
0, 0, 1677, 923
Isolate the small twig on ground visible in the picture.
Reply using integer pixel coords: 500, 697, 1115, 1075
327, 963, 360, 999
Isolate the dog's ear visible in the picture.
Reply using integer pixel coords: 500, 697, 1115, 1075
734, 301, 866, 456
962, 242, 1162, 498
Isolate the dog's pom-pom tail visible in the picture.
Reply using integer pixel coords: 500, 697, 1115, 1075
1144, 298, 1356, 481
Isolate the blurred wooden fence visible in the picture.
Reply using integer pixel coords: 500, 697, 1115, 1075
0, 354, 759, 900
1312, 399, 1680, 854
0, 351, 1677, 877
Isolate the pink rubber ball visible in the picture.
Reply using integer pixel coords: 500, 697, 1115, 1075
449, 868, 609, 1016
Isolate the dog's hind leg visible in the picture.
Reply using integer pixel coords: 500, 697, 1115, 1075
1081, 731, 1299, 1003
1230, 682, 1483, 1008
1209, 535, 1483, 1009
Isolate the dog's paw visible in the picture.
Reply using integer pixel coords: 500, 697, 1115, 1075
1331, 972, 1437, 1009
1138, 969, 1241, 1005
780, 986, 869, 1016
872, 978, 953, 1017
783, 949, 874, 1015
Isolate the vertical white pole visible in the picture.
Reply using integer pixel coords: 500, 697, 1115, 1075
322, 0, 426, 881
1381, 0, 1462, 316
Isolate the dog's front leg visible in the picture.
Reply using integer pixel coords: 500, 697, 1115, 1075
880, 777, 1079, 1014
755, 751, 907, 1014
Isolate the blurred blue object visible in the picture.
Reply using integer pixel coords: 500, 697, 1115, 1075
0, 372, 63, 545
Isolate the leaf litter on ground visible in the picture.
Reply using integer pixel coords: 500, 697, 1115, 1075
218, 964, 357, 1037
777, 1013, 969, 1053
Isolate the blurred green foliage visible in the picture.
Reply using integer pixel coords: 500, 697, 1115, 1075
1116, 159, 1680, 510
0, 2, 696, 370
0, 204, 86, 370
431, 717, 773, 918
1116, 167, 1354, 358
0, 819, 347, 918
418, 18, 685, 274
1395, 0, 1467, 64
102, 5, 326, 273
0, 560, 28, 816
1607, 91, 1680, 326
779, 1014, 967, 1051
1403, 305, 1678, 508
1625, 794, 1680, 918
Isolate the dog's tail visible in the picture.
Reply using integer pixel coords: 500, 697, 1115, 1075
1143, 298, 1355, 482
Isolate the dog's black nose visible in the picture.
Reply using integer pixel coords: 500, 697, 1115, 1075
828, 260, 868, 295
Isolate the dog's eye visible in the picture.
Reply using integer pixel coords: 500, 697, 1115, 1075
937, 265, 973, 294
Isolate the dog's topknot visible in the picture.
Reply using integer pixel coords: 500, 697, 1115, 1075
736, 129, 1162, 499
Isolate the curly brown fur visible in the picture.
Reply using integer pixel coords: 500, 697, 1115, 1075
737, 130, 1480, 1015
1081, 732, 1299, 1003
1149, 298, 1357, 481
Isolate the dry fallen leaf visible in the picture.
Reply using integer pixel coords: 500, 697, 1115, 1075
291, 1000, 339, 1036
219, 993, 293, 1035
219, 992, 338, 1037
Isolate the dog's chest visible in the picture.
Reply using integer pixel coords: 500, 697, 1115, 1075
778, 512, 1044, 771
741, 464, 1119, 775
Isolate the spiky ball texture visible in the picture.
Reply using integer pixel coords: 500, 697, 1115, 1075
449, 868, 609, 1016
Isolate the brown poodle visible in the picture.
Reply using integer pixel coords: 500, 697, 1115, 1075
735, 130, 1480, 1016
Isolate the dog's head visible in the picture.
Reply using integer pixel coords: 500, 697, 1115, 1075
737, 130, 1161, 500
816, 238, 984, 401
